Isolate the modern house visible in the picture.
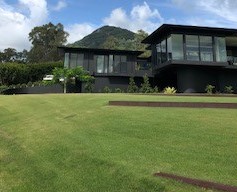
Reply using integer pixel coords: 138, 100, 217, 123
59, 24, 237, 93
143, 24, 237, 93
58, 47, 152, 92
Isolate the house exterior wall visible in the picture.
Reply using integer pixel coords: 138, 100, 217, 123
59, 47, 152, 93
163, 66, 237, 93
92, 76, 144, 92
177, 67, 218, 93
218, 70, 237, 93
143, 24, 237, 93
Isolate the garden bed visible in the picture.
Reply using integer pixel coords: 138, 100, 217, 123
154, 172, 237, 192
135, 93, 237, 97
109, 101, 237, 109
2, 84, 63, 95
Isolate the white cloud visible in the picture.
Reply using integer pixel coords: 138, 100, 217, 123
184, 17, 234, 29
2, 0, 237, 51
198, 0, 237, 23
103, 2, 163, 33
172, 0, 237, 27
66, 23, 96, 43
52, 0, 67, 11
19, 0, 48, 25
0, 0, 48, 51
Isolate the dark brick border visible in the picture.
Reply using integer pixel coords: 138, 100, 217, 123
109, 101, 237, 109
134, 93, 237, 97
154, 172, 237, 192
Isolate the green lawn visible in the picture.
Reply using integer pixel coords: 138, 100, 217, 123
0, 94, 237, 192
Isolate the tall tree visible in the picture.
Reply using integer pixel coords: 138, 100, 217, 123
53, 66, 94, 93
133, 30, 150, 57
0, 48, 28, 63
0, 52, 4, 63
15, 49, 28, 63
2, 48, 17, 62
28, 22, 69, 63
102, 36, 120, 49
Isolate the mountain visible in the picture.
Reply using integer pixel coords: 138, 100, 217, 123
70, 26, 135, 48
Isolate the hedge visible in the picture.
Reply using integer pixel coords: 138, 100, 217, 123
0, 61, 63, 85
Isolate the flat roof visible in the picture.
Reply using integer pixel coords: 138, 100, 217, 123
142, 24, 237, 44
58, 46, 143, 55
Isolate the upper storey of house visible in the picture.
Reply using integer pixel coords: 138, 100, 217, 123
58, 47, 152, 77
142, 24, 237, 70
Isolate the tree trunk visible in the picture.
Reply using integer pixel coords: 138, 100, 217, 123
64, 80, 66, 93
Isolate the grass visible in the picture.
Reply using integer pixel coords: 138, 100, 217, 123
0, 94, 237, 192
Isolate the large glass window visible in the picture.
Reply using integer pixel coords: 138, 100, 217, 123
68, 53, 84, 68
161, 39, 167, 63
172, 34, 184, 60
70, 53, 78, 68
108, 55, 113, 73
186, 35, 199, 61
113, 55, 127, 73
215, 37, 227, 62
114, 55, 120, 73
77, 54, 84, 67
64, 53, 69, 68
96, 55, 105, 73
167, 36, 172, 61
120, 55, 127, 73
156, 43, 161, 65
200, 36, 213, 61
96, 54, 127, 74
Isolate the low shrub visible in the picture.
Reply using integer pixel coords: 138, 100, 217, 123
224, 85, 234, 94
33, 81, 42, 87
2, 80, 57, 93
41, 80, 55, 86
84, 81, 94, 93
0, 85, 8, 94
205, 84, 215, 94
153, 86, 159, 93
0, 61, 63, 86
0, 63, 28, 85
115, 88, 122, 93
27, 81, 33, 87
127, 77, 138, 93
140, 74, 152, 93
163, 87, 177, 94
103, 86, 112, 93
27, 61, 63, 82
21, 83, 27, 88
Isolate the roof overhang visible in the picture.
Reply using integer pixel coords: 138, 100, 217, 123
58, 46, 143, 56
142, 24, 237, 44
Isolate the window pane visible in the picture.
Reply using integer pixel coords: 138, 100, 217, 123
96, 55, 104, 73
120, 56, 127, 73
70, 53, 77, 68
108, 55, 113, 73
114, 55, 120, 73
161, 39, 167, 63
215, 37, 227, 62
121, 55, 127, 62
186, 35, 199, 61
64, 53, 69, 68
104, 55, 108, 73
200, 36, 213, 62
156, 44, 161, 65
77, 54, 84, 67
172, 34, 184, 60
167, 36, 172, 61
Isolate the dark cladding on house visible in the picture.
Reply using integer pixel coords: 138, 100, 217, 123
59, 24, 237, 93
58, 47, 152, 92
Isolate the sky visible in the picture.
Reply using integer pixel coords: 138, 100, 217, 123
0, 0, 237, 51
